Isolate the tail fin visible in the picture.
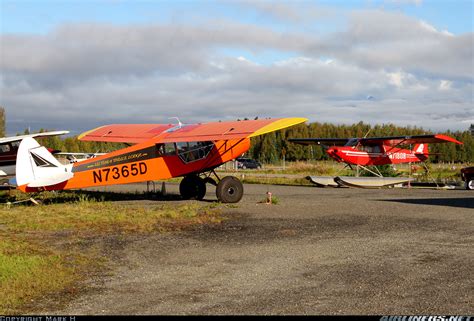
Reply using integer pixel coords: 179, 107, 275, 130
16, 137, 74, 189
413, 143, 429, 155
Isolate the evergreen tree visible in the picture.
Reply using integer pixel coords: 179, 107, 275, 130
0, 107, 5, 137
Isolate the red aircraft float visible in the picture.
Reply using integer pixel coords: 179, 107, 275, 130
289, 134, 463, 188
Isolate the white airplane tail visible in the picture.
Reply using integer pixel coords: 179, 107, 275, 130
16, 137, 74, 188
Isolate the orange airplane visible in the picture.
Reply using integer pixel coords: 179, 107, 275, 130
15, 118, 306, 203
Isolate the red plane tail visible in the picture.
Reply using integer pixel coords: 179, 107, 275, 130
413, 143, 429, 156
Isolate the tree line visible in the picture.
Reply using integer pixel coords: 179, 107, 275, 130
0, 107, 5, 137
26, 121, 474, 164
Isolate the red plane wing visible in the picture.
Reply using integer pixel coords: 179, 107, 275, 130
359, 134, 463, 146
289, 135, 462, 147
78, 118, 307, 144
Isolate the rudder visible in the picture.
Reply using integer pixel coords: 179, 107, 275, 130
16, 137, 74, 189
413, 143, 429, 155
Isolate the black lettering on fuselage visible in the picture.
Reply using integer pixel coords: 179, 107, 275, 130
139, 162, 147, 174
92, 162, 148, 184
93, 170, 102, 183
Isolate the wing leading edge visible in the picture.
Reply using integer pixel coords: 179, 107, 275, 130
290, 134, 463, 147
78, 118, 308, 144
360, 134, 463, 146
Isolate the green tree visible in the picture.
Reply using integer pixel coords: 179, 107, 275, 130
0, 107, 5, 137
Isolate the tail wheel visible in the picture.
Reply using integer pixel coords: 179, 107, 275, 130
466, 179, 474, 190
180, 175, 206, 200
216, 176, 244, 203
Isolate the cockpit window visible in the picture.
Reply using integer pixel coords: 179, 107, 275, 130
157, 143, 177, 156
164, 143, 177, 155
176, 141, 214, 163
344, 139, 358, 147
0, 144, 11, 153
359, 145, 381, 153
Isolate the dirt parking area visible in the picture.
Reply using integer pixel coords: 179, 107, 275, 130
47, 183, 473, 315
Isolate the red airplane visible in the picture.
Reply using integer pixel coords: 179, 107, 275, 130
289, 134, 463, 178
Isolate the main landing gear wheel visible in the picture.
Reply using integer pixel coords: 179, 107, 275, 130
180, 175, 206, 200
216, 176, 244, 203
466, 179, 474, 190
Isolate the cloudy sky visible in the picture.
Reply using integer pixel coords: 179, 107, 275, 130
1, 0, 473, 136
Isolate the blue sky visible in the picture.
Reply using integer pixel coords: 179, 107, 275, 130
2, 1, 471, 35
1, 0, 473, 134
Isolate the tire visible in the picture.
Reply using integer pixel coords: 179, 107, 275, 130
216, 176, 244, 203
466, 179, 474, 190
180, 175, 206, 200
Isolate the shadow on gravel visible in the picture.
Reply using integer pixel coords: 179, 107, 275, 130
379, 198, 474, 209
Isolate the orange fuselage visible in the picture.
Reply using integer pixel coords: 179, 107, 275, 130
20, 138, 250, 193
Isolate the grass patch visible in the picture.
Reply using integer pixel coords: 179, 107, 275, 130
240, 176, 312, 186
269, 195, 280, 205
0, 190, 223, 314
218, 160, 348, 176
0, 235, 80, 314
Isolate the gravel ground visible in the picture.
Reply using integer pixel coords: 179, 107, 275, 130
47, 183, 473, 315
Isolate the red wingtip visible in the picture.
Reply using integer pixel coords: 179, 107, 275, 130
434, 134, 463, 145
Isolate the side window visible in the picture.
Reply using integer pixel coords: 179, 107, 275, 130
345, 139, 358, 147
157, 143, 177, 156
176, 142, 189, 156
0, 144, 11, 153
177, 141, 214, 163
361, 145, 376, 153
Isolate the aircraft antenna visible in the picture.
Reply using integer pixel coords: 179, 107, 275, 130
169, 117, 183, 128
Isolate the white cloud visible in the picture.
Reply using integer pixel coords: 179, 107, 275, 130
388, 72, 404, 88
439, 80, 452, 91
1, 8, 472, 134
385, 0, 423, 5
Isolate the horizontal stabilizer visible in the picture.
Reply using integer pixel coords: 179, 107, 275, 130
27, 172, 74, 188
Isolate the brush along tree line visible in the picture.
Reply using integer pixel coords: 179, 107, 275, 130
24, 121, 474, 164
